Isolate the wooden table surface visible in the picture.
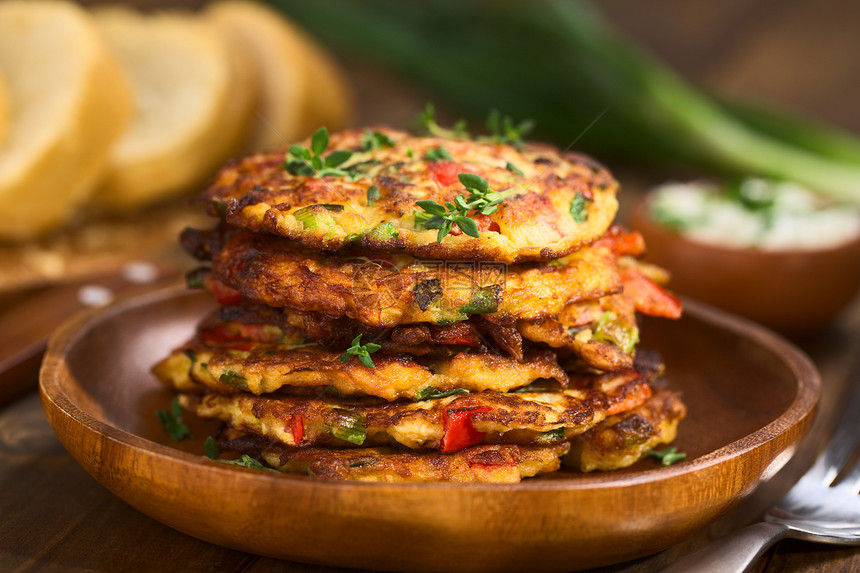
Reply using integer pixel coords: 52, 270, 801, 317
3, 0, 860, 571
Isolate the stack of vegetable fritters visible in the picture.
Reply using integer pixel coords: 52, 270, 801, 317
154, 125, 686, 482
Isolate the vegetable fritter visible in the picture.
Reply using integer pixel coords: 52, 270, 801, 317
154, 334, 568, 401
564, 388, 687, 472
178, 367, 653, 452
212, 292, 638, 367
183, 224, 622, 327
202, 127, 618, 263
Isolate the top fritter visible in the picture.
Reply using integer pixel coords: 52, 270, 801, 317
203, 126, 619, 263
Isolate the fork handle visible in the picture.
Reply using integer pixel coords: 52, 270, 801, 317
661, 522, 791, 573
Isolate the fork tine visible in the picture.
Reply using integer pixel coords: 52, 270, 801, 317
831, 448, 860, 495
803, 369, 860, 487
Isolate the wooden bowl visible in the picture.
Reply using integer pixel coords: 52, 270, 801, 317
631, 196, 860, 336
39, 286, 820, 572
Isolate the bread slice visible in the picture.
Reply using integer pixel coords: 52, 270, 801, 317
205, 0, 353, 151
93, 6, 256, 212
0, 0, 132, 240
0, 71, 8, 147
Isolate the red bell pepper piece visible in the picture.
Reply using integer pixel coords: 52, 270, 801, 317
441, 406, 491, 453
448, 213, 500, 236
428, 161, 474, 188
204, 275, 244, 305
201, 325, 255, 351
287, 415, 304, 445
595, 226, 646, 257
620, 268, 682, 319
433, 323, 481, 346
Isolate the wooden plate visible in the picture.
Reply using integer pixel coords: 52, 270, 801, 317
39, 286, 820, 572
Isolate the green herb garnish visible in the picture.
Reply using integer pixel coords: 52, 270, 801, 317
505, 161, 524, 175
425, 146, 453, 162
361, 129, 395, 151
285, 127, 353, 177
414, 387, 469, 401
414, 103, 469, 139
184, 267, 207, 290
204, 436, 278, 472
222, 455, 277, 472
535, 428, 566, 444
366, 185, 380, 206
156, 397, 191, 442
415, 173, 505, 242
486, 109, 534, 148
339, 334, 382, 368
648, 447, 687, 466
569, 190, 592, 223
204, 436, 221, 459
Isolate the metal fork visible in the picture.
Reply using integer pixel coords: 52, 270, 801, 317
663, 372, 860, 572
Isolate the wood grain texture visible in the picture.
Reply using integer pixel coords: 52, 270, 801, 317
34, 286, 819, 572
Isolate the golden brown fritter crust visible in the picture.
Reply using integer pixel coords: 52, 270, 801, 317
154, 332, 568, 401
202, 127, 618, 263
187, 225, 622, 327
215, 291, 639, 370
259, 442, 570, 482
564, 388, 687, 472
179, 367, 653, 451
517, 294, 639, 371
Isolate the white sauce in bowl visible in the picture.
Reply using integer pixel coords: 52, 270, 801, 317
648, 178, 860, 251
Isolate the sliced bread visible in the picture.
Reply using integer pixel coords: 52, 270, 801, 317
205, 0, 353, 151
93, 6, 256, 211
0, 71, 8, 147
0, 0, 132, 239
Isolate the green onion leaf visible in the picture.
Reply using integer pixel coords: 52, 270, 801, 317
366, 185, 380, 206
364, 221, 397, 240
414, 387, 469, 401
535, 428, 566, 444
459, 285, 500, 314
569, 191, 591, 223
330, 408, 367, 445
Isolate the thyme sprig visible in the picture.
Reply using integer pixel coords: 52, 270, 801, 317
648, 446, 687, 466
204, 436, 278, 472
413, 103, 469, 140
412, 104, 535, 148
485, 109, 535, 148
361, 129, 395, 151
339, 334, 382, 368
285, 127, 353, 177
415, 173, 505, 242
156, 397, 191, 442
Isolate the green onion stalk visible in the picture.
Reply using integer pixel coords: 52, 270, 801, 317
267, 0, 860, 203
